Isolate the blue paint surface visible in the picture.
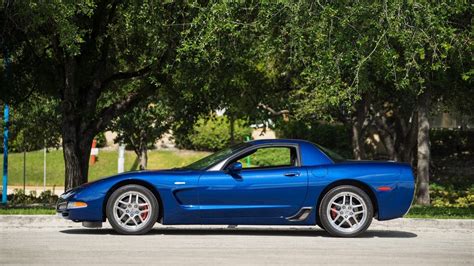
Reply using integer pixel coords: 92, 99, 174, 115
58, 139, 415, 225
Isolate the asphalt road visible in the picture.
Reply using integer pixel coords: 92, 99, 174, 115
0, 217, 472, 265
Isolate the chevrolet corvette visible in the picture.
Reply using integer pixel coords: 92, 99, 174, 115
57, 139, 415, 237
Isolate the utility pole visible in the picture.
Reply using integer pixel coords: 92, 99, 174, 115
2, 47, 11, 204
23, 145, 26, 192
118, 144, 125, 173
22, 135, 26, 192
43, 145, 46, 193
2, 105, 9, 204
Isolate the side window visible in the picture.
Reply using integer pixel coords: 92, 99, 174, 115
235, 146, 298, 169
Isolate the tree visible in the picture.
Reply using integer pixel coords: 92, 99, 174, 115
172, 2, 287, 138
253, 1, 472, 205
377, 2, 471, 205
111, 92, 172, 170
188, 115, 251, 151
1, 1, 208, 190
3, 94, 61, 152
1, 1, 471, 202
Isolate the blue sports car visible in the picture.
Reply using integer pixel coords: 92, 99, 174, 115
57, 139, 415, 237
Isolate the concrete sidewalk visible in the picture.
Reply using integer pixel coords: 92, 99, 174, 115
2, 185, 65, 196
1, 215, 473, 230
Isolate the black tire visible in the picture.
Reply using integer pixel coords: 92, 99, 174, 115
106, 184, 159, 235
316, 218, 324, 229
318, 185, 373, 237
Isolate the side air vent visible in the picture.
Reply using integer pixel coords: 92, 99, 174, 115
286, 207, 313, 222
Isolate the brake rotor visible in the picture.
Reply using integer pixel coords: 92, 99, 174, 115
140, 204, 149, 220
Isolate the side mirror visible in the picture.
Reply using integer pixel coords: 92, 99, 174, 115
226, 161, 242, 174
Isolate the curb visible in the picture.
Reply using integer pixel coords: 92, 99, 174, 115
0, 215, 472, 230
0, 215, 77, 228
372, 217, 473, 230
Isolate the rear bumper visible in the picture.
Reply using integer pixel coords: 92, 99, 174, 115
377, 166, 415, 220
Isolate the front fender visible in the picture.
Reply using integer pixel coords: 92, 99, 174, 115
62, 170, 203, 223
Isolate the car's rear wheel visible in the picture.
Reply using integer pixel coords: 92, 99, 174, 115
319, 185, 373, 237
106, 184, 158, 235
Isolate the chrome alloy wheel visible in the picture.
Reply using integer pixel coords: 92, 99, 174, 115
112, 191, 152, 231
326, 191, 367, 233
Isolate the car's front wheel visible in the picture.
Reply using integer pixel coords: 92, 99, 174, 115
319, 185, 373, 237
106, 184, 159, 235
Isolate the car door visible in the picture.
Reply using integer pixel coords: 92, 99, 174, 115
198, 144, 308, 219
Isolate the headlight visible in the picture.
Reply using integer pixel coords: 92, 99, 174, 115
60, 190, 76, 199
57, 202, 67, 211
67, 201, 88, 209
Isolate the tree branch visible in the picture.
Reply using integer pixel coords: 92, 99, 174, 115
84, 90, 151, 139
93, 0, 119, 73
88, 0, 118, 47
351, 30, 387, 88
258, 103, 289, 116
100, 65, 152, 89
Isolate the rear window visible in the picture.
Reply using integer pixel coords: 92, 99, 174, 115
314, 144, 346, 163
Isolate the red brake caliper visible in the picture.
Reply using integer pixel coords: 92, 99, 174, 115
330, 208, 338, 219
140, 204, 148, 220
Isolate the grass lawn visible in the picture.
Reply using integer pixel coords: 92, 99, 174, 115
1, 149, 209, 187
405, 206, 474, 219
0, 207, 56, 215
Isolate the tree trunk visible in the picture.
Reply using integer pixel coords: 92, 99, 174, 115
62, 124, 93, 190
130, 129, 148, 170
138, 145, 148, 170
229, 115, 235, 145
416, 91, 431, 206
374, 114, 399, 161
351, 123, 365, 160
62, 58, 93, 191
351, 98, 367, 160
400, 111, 418, 164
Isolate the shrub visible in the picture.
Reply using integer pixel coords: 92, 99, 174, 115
8, 189, 58, 205
429, 183, 474, 208
95, 132, 107, 148
430, 129, 474, 157
38, 190, 59, 205
189, 116, 252, 151
10, 189, 36, 205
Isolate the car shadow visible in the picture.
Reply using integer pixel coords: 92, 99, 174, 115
60, 227, 417, 238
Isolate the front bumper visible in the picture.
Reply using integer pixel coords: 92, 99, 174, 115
56, 193, 105, 222
56, 197, 69, 219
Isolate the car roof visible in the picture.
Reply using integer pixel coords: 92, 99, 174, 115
246, 138, 313, 146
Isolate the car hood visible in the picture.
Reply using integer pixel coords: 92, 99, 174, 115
67, 168, 199, 192
100, 168, 198, 181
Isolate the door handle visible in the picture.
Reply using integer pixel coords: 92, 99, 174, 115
284, 172, 300, 177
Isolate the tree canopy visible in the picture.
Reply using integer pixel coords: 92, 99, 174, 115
1, 1, 472, 203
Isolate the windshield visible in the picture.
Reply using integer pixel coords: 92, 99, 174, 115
184, 142, 251, 170
315, 144, 346, 163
